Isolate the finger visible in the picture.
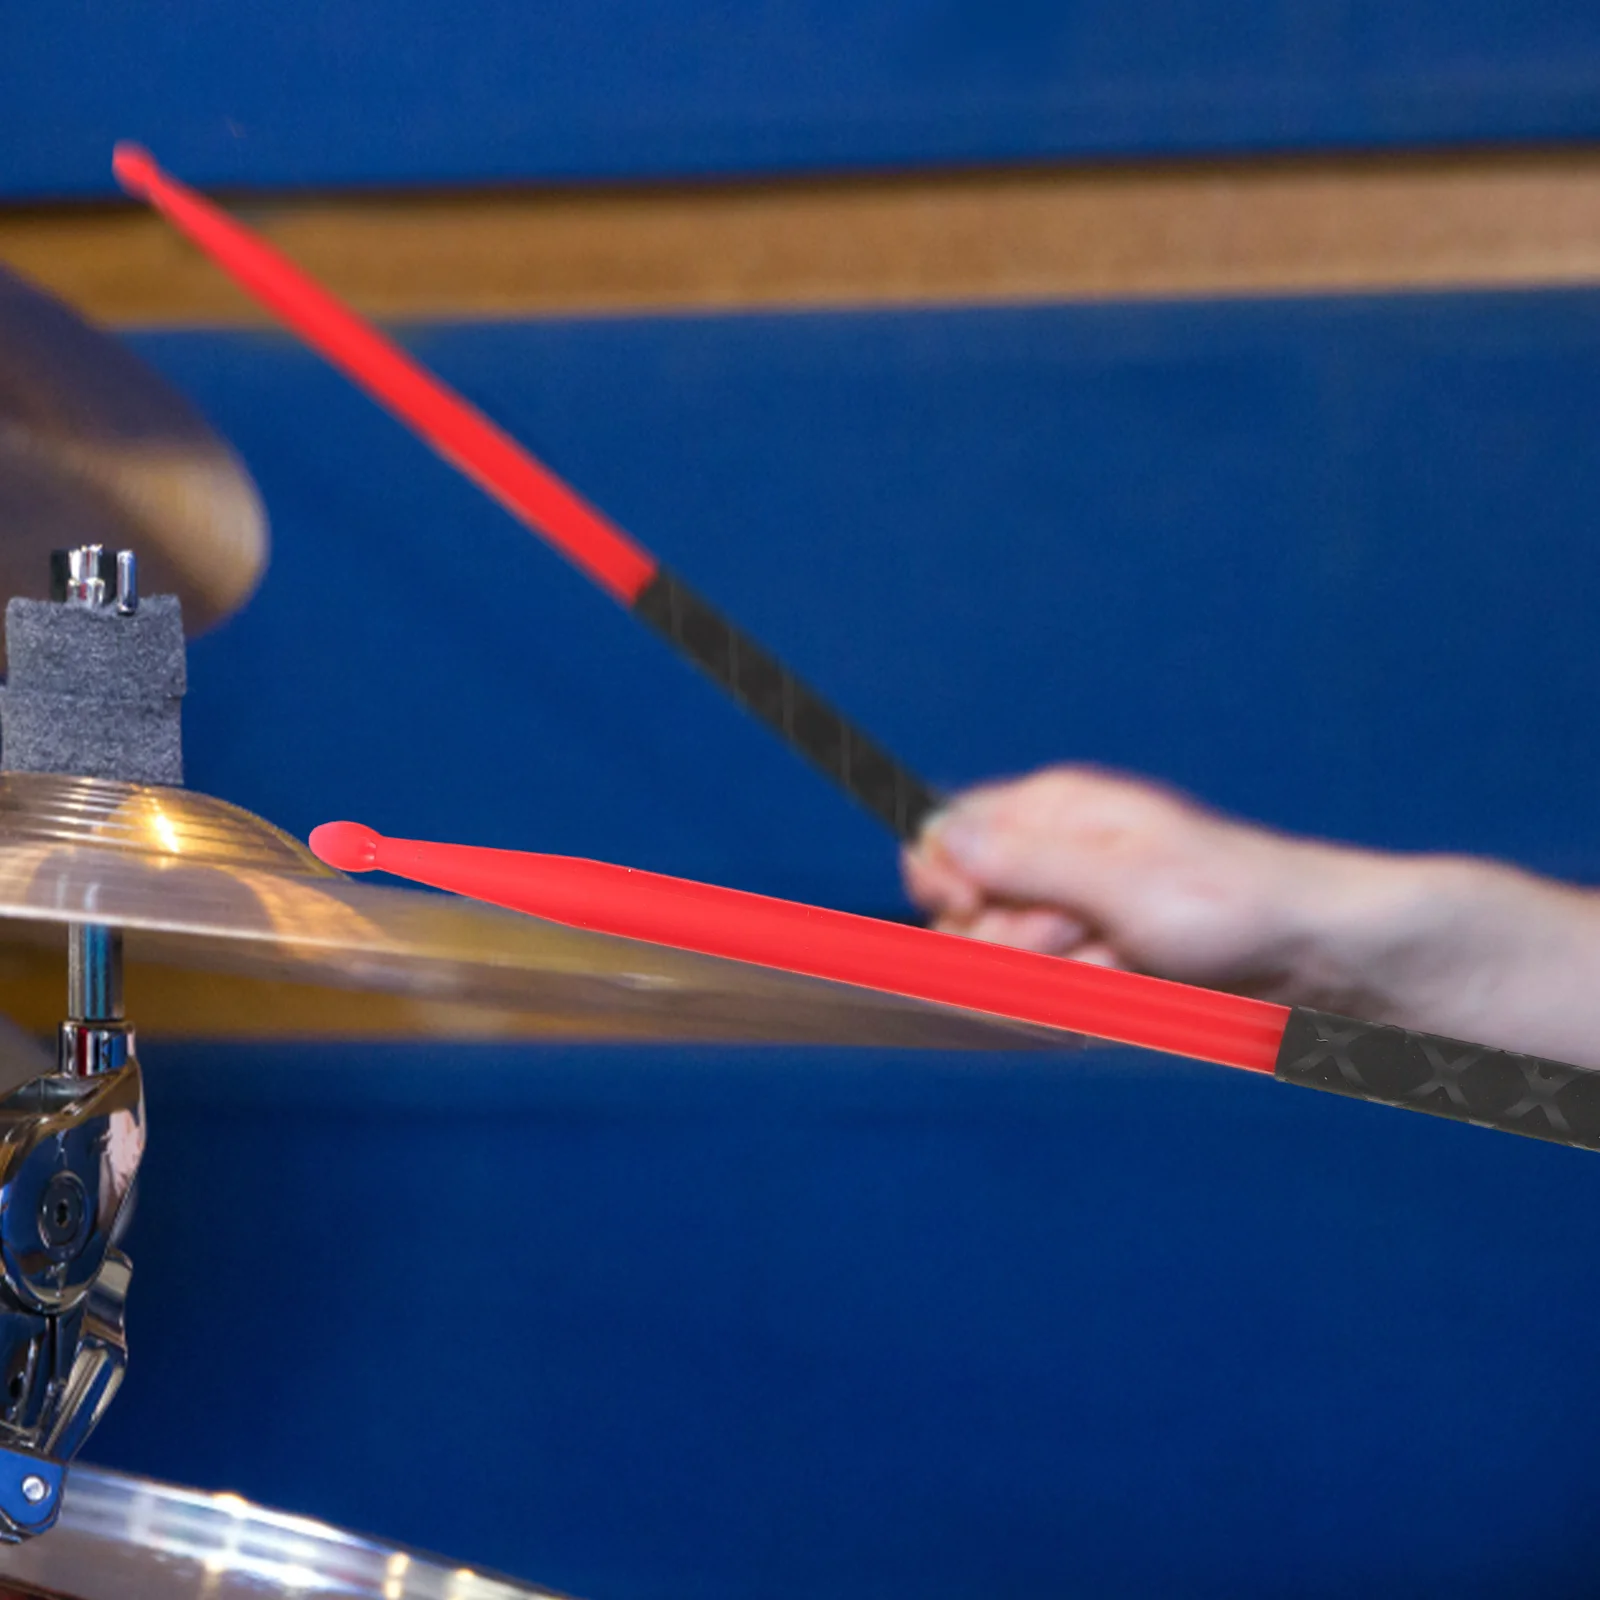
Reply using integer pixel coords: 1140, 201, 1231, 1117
940, 905, 1089, 955
924, 767, 1199, 916
1061, 940, 1125, 969
901, 839, 983, 919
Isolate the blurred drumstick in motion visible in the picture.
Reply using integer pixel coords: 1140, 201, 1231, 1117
113, 143, 938, 839
310, 819, 1600, 1155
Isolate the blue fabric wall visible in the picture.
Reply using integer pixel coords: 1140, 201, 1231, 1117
66, 294, 1600, 1595
7, 1, 1600, 196
98, 1043, 1600, 1600
132, 297, 1600, 904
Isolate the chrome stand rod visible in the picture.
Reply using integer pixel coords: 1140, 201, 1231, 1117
67, 925, 123, 1023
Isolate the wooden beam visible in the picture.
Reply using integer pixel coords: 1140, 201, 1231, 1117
6, 148, 1600, 326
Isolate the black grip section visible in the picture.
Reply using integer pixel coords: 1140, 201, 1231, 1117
1275, 1008, 1600, 1152
633, 568, 939, 839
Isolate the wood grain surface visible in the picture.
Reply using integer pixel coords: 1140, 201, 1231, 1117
5, 148, 1600, 326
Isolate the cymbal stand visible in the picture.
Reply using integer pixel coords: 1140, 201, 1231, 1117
0, 546, 152, 1539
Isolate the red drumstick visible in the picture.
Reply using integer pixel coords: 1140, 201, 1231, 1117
308, 819, 1287, 1068
112, 144, 938, 839
308, 818, 1600, 1154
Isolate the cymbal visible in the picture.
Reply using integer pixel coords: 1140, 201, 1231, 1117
0, 267, 267, 664
0, 1464, 568, 1598
0, 773, 1066, 1049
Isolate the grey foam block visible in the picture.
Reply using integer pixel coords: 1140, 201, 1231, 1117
1, 595, 186, 786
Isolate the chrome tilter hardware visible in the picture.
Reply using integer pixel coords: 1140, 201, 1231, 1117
0, 933, 143, 1541
0, 546, 147, 1539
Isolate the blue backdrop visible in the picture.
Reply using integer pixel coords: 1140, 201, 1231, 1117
63, 292, 1600, 1596
102, 1042, 1600, 1600
134, 294, 1600, 903
9, 1, 1600, 196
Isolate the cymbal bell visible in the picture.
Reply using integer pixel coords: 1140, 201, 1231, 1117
0, 267, 267, 665
0, 774, 1064, 1049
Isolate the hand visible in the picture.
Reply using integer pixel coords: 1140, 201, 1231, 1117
904, 767, 1360, 990
902, 765, 1600, 1065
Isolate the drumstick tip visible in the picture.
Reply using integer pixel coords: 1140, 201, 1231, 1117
112, 142, 158, 197
309, 821, 382, 873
